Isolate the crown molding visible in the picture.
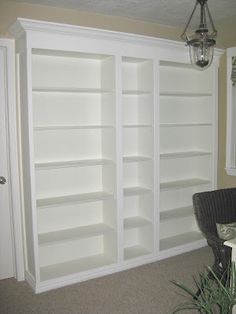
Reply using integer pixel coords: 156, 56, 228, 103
9, 18, 186, 50
9, 18, 225, 61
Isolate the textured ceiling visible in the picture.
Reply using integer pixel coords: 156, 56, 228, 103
7, 0, 236, 27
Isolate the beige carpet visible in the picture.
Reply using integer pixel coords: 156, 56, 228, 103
0, 247, 213, 314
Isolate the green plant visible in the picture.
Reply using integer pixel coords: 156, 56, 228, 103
171, 263, 236, 313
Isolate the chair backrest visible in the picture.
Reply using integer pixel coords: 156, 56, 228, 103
193, 188, 236, 238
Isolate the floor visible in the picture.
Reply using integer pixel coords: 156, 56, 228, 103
0, 246, 213, 314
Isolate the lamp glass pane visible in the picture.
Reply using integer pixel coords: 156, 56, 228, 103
189, 44, 214, 70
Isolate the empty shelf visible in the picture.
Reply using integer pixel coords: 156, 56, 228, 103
124, 186, 152, 196
123, 124, 152, 128
124, 216, 152, 229
122, 90, 152, 95
39, 223, 114, 246
160, 231, 203, 251
35, 158, 113, 169
124, 245, 152, 260
160, 91, 212, 97
160, 206, 194, 221
160, 123, 212, 128
123, 156, 152, 163
160, 151, 211, 159
34, 125, 114, 131
37, 191, 114, 208
33, 87, 113, 94
160, 178, 211, 191
160, 123, 211, 127
40, 254, 115, 281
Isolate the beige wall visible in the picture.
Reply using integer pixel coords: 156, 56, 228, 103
218, 34, 236, 188
0, 1, 184, 40
1, 0, 236, 188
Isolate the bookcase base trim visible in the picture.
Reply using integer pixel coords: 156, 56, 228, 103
225, 167, 236, 176
25, 270, 36, 291
32, 241, 206, 293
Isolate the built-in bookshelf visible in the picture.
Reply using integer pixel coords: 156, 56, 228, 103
11, 18, 220, 293
32, 50, 117, 281
122, 57, 154, 260
159, 61, 215, 252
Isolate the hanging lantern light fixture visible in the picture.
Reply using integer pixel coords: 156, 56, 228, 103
181, 0, 217, 70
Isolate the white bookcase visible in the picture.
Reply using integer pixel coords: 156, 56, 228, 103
10, 18, 222, 292
122, 57, 154, 260
32, 49, 117, 281
159, 61, 216, 253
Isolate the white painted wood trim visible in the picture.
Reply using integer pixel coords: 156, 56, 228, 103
9, 18, 221, 292
25, 48, 41, 284
9, 18, 224, 57
0, 38, 25, 281
115, 55, 124, 263
225, 167, 236, 176
34, 239, 206, 293
25, 270, 36, 290
154, 59, 160, 254
212, 65, 219, 188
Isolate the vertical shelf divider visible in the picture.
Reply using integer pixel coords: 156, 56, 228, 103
115, 55, 124, 263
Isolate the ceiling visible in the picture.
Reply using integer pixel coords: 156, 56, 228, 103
8, 0, 236, 28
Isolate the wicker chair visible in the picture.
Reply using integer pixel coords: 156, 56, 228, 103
193, 188, 236, 283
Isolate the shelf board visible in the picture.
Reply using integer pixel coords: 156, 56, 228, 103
123, 124, 152, 128
39, 223, 114, 246
122, 90, 152, 95
160, 231, 203, 251
160, 206, 194, 221
160, 61, 193, 69
34, 125, 114, 131
35, 158, 113, 170
160, 123, 211, 127
37, 191, 114, 208
160, 151, 211, 159
122, 57, 148, 63
160, 91, 212, 97
32, 49, 110, 60
124, 245, 152, 260
160, 178, 211, 191
124, 186, 152, 196
40, 254, 115, 281
123, 155, 152, 163
33, 87, 113, 94
124, 216, 152, 229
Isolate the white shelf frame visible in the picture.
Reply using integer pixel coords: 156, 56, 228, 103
35, 158, 113, 169
38, 223, 114, 246
40, 253, 116, 282
33, 87, 114, 94
158, 58, 218, 259
124, 216, 152, 229
160, 178, 211, 191
160, 91, 212, 97
160, 231, 203, 251
160, 123, 212, 127
160, 206, 194, 221
160, 151, 211, 159
9, 18, 221, 293
34, 125, 114, 131
37, 191, 114, 208
124, 245, 152, 260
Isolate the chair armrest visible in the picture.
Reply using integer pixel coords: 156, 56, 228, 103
205, 232, 225, 247
204, 231, 231, 272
